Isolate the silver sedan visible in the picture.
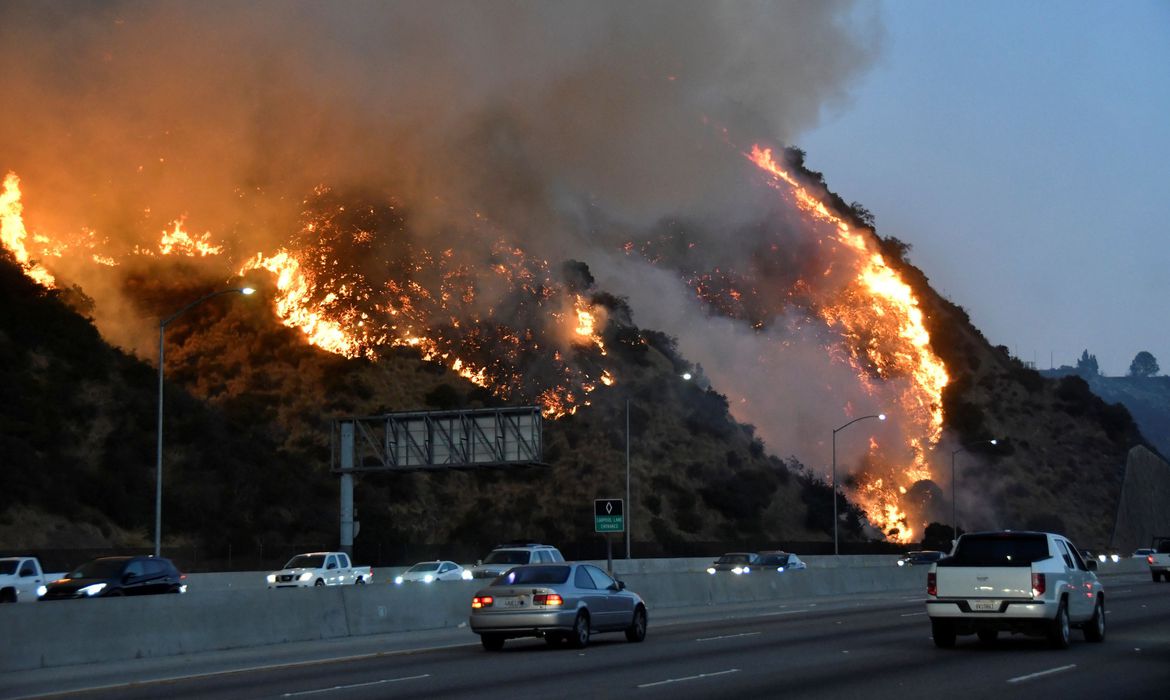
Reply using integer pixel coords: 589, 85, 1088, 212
469, 563, 647, 650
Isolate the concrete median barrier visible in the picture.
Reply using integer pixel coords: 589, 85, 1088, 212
12, 555, 1134, 673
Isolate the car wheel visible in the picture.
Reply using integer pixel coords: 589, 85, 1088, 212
1153, 572, 1161, 583
1083, 598, 1106, 643
976, 629, 998, 645
355, 577, 365, 585
1047, 599, 1071, 649
569, 611, 591, 649
480, 634, 505, 651
0, 589, 16, 604
625, 606, 648, 643
314, 579, 325, 587
931, 619, 956, 649
105, 589, 124, 597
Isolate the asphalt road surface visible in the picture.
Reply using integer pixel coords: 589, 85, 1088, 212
9, 573, 1168, 700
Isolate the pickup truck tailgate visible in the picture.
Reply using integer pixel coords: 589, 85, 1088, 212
936, 566, 1033, 599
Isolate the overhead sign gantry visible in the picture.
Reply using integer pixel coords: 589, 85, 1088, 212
331, 406, 545, 554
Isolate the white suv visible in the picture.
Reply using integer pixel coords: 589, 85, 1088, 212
468, 543, 565, 580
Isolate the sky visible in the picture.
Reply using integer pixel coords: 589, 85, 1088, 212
798, 0, 1170, 376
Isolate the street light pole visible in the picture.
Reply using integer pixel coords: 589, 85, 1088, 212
950, 438, 998, 539
831, 413, 886, 556
625, 398, 631, 559
155, 287, 254, 558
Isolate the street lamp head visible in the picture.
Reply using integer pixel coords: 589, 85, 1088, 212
878, 413, 886, 421
989, 439, 998, 446
241, 287, 256, 295
682, 372, 692, 380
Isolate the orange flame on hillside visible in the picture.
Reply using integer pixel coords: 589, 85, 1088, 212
1, 173, 56, 288
748, 145, 949, 542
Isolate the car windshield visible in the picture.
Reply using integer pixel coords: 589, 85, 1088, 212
483, 550, 531, 565
285, 555, 326, 569
945, 534, 1051, 566
0, 561, 18, 575
494, 566, 571, 585
68, 558, 127, 579
407, 562, 441, 573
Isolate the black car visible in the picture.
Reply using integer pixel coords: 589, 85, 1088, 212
40, 556, 187, 599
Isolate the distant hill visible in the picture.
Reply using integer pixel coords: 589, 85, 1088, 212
1039, 369, 1170, 459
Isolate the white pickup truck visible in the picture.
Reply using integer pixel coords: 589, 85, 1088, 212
0, 557, 63, 603
266, 551, 373, 588
925, 531, 1105, 649
1147, 536, 1170, 582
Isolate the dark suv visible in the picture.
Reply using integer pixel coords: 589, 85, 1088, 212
41, 556, 187, 599
468, 543, 565, 579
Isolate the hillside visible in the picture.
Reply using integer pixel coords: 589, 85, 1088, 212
1039, 370, 1170, 459
1, 150, 1155, 566
0, 248, 840, 566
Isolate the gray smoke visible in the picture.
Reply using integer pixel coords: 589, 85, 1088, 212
1, 1, 891, 481
0, 0, 876, 252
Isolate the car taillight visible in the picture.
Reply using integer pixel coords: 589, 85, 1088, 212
1148, 555, 1155, 565
471, 595, 493, 609
533, 593, 563, 606
1031, 573, 1046, 597
926, 572, 936, 597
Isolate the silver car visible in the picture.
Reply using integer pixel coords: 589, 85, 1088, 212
469, 563, 647, 650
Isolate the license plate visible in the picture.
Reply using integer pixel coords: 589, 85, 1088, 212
499, 597, 524, 608
971, 599, 1000, 612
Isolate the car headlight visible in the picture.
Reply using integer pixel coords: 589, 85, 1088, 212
1110, 554, 1120, 563
706, 567, 716, 575
461, 570, 473, 580
897, 560, 905, 567
299, 572, 314, 582
78, 583, 107, 597
394, 575, 404, 585
732, 566, 744, 575
266, 574, 276, 584
1098, 554, 1106, 563
36, 585, 47, 597
423, 574, 434, 583
776, 567, 785, 573
179, 584, 188, 594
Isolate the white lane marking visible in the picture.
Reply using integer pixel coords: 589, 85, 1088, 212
282, 674, 430, 697
759, 610, 806, 617
900, 612, 926, 617
639, 669, 740, 688
1007, 665, 1077, 684
696, 632, 761, 642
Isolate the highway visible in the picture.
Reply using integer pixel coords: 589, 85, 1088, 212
8, 571, 1167, 700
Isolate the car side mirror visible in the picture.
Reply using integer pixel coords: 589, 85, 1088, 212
123, 572, 136, 582
615, 580, 626, 590
476, 560, 482, 566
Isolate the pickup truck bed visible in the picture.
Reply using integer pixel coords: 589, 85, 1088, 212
1147, 537, 1170, 582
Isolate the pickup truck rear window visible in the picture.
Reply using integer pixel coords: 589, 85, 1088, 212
0, 561, 18, 575
940, 534, 1051, 567
1156, 540, 1170, 554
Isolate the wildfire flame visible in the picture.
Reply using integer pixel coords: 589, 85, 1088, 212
748, 145, 949, 541
1, 173, 56, 288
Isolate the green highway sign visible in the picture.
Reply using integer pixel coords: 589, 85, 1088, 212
594, 498, 624, 533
